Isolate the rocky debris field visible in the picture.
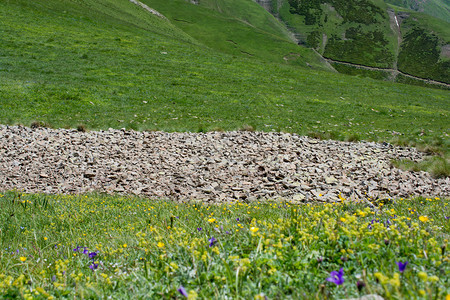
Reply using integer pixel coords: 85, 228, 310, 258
0, 125, 448, 202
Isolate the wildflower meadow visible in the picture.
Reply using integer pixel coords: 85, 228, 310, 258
0, 192, 448, 299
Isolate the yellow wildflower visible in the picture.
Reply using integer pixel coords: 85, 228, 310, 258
374, 272, 389, 285
208, 218, 216, 223
250, 227, 259, 233
418, 272, 428, 281
389, 273, 400, 287
157, 242, 165, 248
188, 290, 198, 300
419, 216, 429, 223
19, 257, 27, 262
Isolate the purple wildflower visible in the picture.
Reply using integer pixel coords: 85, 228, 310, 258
396, 261, 408, 273
225, 231, 231, 235
208, 237, 217, 247
357, 280, 366, 292
89, 263, 98, 270
326, 268, 345, 285
73, 246, 81, 252
197, 227, 202, 231
445, 216, 449, 220
178, 286, 188, 298
88, 252, 97, 259
83, 248, 89, 255
236, 218, 240, 222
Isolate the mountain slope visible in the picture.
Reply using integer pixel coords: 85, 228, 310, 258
396, 11, 450, 83
384, 0, 450, 23
260, 0, 449, 84
0, 0, 448, 148
142, 0, 329, 69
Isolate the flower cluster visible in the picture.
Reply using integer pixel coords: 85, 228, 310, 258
0, 193, 448, 299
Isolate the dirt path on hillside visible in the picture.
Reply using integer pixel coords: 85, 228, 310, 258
129, 0, 167, 20
1, 126, 448, 203
324, 58, 450, 88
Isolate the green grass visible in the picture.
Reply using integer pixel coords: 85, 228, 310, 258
142, 0, 327, 67
0, 192, 448, 299
395, 73, 450, 90
384, 0, 450, 23
269, 0, 450, 83
1, 0, 449, 152
1, 2, 449, 298
274, 0, 397, 68
392, 155, 450, 178
197, 0, 294, 41
331, 64, 391, 81
396, 12, 450, 83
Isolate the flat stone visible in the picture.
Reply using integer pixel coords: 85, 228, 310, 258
325, 176, 338, 184
292, 194, 306, 202
0, 125, 447, 202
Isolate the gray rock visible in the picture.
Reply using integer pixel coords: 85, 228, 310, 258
0, 126, 447, 202
292, 194, 306, 202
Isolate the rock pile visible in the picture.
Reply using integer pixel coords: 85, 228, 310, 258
0, 125, 448, 202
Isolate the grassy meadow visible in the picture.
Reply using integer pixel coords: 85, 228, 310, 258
0, 1, 450, 298
0, 192, 448, 299
1, 1, 449, 149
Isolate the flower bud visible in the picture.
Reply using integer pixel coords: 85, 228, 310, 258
357, 280, 366, 292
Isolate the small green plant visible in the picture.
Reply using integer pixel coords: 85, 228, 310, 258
239, 124, 255, 132
344, 133, 361, 142
392, 155, 450, 178
76, 124, 87, 132
30, 121, 49, 129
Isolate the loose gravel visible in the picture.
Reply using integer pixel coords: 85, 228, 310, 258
0, 125, 448, 202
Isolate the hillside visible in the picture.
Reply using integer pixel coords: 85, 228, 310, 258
142, 0, 329, 69
0, 0, 449, 149
396, 10, 450, 84
260, 0, 450, 84
384, 0, 450, 22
